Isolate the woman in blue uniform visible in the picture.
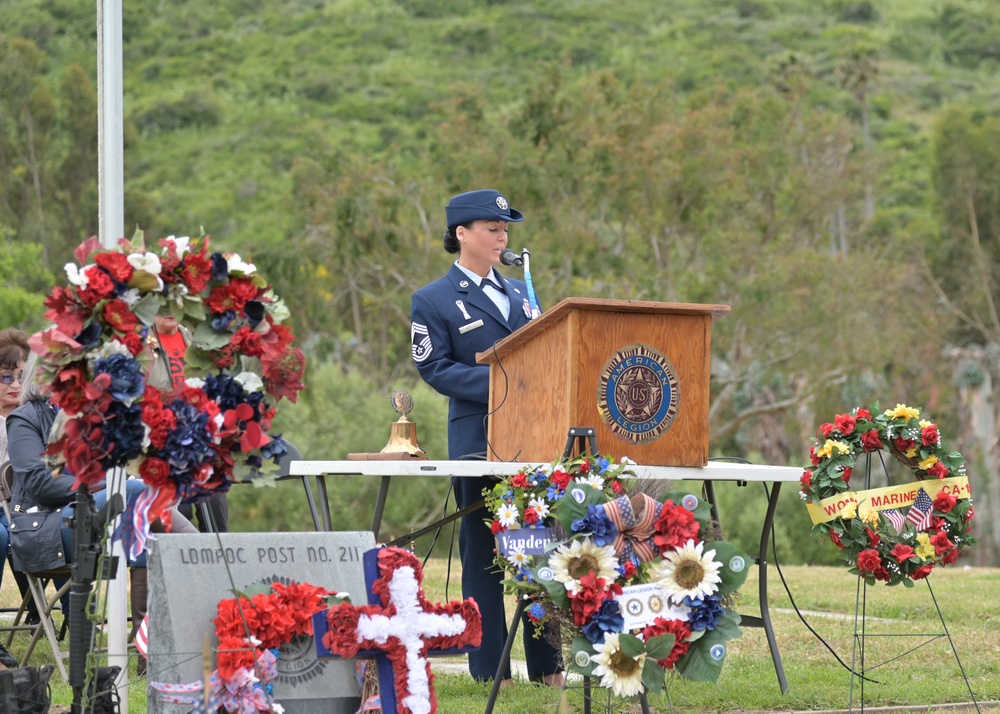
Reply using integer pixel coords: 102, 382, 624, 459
410, 189, 562, 687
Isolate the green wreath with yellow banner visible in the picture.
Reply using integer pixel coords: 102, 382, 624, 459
799, 402, 976, 587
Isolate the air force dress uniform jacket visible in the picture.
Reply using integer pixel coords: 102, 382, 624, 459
411, 263, 560, 680
410, 263, 535, 460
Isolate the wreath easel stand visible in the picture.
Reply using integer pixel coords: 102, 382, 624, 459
482, 427, 655, 714
847, 454, 981, 714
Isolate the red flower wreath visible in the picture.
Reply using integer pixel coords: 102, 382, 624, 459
30, 234, 305, 556
322, 547, 482, 714
800, 402, 976, 586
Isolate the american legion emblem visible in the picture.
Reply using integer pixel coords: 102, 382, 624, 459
597, 343, 680, 445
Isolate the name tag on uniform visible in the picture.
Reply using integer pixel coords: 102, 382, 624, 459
459, 319, 484, 334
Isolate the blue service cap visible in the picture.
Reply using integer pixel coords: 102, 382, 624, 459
445, 189, 524, 228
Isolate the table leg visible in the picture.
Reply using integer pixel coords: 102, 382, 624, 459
316, 475, 333, 532
759, 482, 788, 693
371, 475, 392, 540
299, 476, 322, 531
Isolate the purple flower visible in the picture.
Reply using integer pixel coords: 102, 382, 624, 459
581, 599, 624, 644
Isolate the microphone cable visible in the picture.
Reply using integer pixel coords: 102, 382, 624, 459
757, 476, 881, 684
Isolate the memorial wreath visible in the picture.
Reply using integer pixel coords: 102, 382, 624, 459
152, 580, 341, 713
799, 403, 976, 587
485, 454, 749, 696
30, 233, 305, 556
320, 546, 483, 714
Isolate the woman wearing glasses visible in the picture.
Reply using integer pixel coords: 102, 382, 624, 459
0, 327, 29, 668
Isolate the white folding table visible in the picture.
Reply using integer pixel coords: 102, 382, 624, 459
289, 459, 802, 693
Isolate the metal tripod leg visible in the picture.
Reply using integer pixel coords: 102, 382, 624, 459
484, 597, 528, 714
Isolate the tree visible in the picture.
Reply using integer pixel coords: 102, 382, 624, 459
928, 104, 1000, 564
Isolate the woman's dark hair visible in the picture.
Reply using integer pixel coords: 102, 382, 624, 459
0, 328, 29, 370
442, 222, 474, 254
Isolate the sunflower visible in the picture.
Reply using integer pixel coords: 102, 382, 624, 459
652, 539, 722, 603
548, 538, 619, 595
590, 633, 646, 697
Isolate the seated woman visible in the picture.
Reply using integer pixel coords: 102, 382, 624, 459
5, 350, 195, 675
0, 327, 29, 669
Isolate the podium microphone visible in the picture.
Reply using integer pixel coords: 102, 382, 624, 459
500, 249, 523, 267
503, 247, 541, 319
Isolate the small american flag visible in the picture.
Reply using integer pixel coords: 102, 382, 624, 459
883, 509, 905, 534
135, 613, 149, 657
905, 488, 933, 530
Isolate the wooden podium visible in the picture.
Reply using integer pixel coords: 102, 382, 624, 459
476, 297, 729, 466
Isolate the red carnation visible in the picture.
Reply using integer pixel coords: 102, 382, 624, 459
490, 520, 505, 535
181, 251, 213, 292
215, 635, 255, 681
231, 326, 264, 357
322, 602, 363, 658
641, 617, 692, 669
77, 268, 116, 306
116, 331, 145, 356
523, 507, 539, 525
94, 251, 134, 283
819, 422, 834, 438
511, 472, 528, 488
549, 469, 571, 490
570, 573, 612, 625
653, 500, 700, 554
205, 278, 259, 314
103, 298, 139, 333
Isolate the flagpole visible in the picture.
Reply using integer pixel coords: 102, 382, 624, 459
97, 0, 130, 709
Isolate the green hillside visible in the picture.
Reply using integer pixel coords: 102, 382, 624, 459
3, 0, 1000, 559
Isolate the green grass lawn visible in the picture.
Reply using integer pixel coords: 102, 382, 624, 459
2, 561, 996, 713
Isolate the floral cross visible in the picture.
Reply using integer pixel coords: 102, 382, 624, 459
315, 547, 482, 714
